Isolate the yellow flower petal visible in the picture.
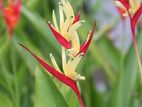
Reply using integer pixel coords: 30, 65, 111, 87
112, 0, 128, 16
75, 74, 85, 80
70, 32, 80, 56
62, 47, 67, 72
61, 0, 74, 19
67, 54, 83, 71
59, 3, 64, 34
129, 0, 140, 14
68, 20, 85, 37
52, 10, 60, 32
50, 53, 62, 73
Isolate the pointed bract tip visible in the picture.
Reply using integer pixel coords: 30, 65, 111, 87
18, 43, 22, 46
93, 21, 96, 31
18, 43, 28, 51
77, 22, 96, 56
73, 11, 81, 24
47, 21, 51, 25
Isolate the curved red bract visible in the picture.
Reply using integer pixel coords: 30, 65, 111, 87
19, 43, 85, 107
77, 23, 96, 56
48, 22, 71, 49
132, 4, 142, 29
73, 12, 81, 24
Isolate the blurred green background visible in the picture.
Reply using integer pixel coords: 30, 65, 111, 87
0, 0, 142, 107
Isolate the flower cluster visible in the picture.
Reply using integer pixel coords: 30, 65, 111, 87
48, 0, 95, 81
113, 0, 142, 27
113, 0, 142, 78
113, 0, 141, 17
20, 0, 95, 107
0, 0, 21, 37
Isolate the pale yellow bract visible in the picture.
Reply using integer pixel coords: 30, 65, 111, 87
49, 0, 85, 81
113, 0, 141, 16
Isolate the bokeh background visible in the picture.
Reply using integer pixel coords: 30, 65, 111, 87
0, 0, 142, 107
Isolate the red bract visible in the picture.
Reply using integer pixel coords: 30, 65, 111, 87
19, 43, 85, 107
131, 4, 142, 30
47, 12, 81, 50
116, 6, 126, 20
113, 0, 142, 38
78, 23, 96, 56
117, 0, 142, 39
119, 0, 129, 9
48, 22, 71, 49
0, 0, 21, 37
73, 12, 81, 24
48, 20, 95, 56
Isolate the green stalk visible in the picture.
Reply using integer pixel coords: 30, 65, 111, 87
120, 21, 126, 74
131, 23, 142, 82
11, 41, 20, 107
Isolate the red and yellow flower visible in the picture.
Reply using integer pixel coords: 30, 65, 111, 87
113, 0, 141, 17
20, 0, 95, 107
113, 0, 142, 79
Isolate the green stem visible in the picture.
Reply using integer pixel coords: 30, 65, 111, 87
131, 25, 142, 82
11, 41, 20, 107
120, 21, 126, 74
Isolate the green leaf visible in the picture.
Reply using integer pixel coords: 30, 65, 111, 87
34, 67, 69, 107
21, 6, 60, 55
0, 92, 12, 107
98, 36, 120, 72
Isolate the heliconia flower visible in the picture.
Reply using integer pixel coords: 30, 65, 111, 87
48, 0, 95, 57
113, 0, 142, 78
0, 0, 21, 37
113, 0, 141, 17
20, 0, 95, 107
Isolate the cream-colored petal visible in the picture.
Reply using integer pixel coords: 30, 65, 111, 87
66, 49, 78, 58
61, 0, 75, 19
68, 20, 85, 36
50, 53, 62, 73
67, 54, 83, 71
69, 32, 80, 56
61, 47, 67, 73
65, 70, 77, 80
59, 2, 65, 34
52, 10, 60, 32
130, 0, 140, 13
112, 1, 129, 16
64, 49, 84, 81
64, 18, 74, 33
75, 74, 85, 80
65, 0, 75, 17
112, 1, 127, 11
